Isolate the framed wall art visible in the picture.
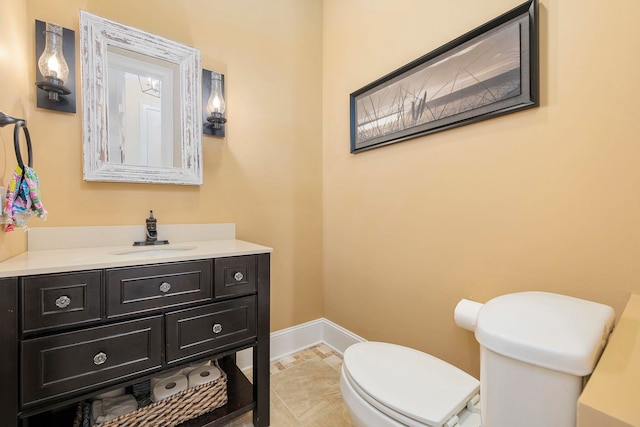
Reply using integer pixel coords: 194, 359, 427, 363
350, 0, 538, 153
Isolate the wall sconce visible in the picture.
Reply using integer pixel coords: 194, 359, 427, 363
202, 69, 226, 137
35, 20, 76, 113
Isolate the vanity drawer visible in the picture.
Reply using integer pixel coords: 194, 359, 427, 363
106, 260, 212, 318
214, 255, 257, 300
166, 295, 256, 363
22, 271, 102, 334
21, 316, 162, 406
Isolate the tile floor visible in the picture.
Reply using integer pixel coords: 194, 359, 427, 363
227, 344, 355, 426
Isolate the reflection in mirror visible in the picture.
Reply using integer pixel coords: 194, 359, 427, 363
80, 11, 202, 185
107, 47, 178, 168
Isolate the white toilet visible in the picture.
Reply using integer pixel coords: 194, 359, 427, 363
340, 292, 615, 427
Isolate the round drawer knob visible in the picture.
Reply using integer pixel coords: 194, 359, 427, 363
212, 323, 223, 334
93, 352, 107, 366
233, 272, 244, 281
159, 282, 171, 293
55, 295, 71, 309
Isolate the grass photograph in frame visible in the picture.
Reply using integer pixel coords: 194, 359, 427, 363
350, 0, 538, 153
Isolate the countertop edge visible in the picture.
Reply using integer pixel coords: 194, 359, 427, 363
0, 239, 272, 277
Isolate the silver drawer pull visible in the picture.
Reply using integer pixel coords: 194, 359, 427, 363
233, 272, 244, 281
55, 295, 71, 309
93, 352, 107, 365
159, 282, 171, 293
212, 323, 223, 334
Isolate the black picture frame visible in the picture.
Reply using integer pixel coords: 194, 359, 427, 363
350, 0, 538, 153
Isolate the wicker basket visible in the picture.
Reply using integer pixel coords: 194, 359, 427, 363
78, 362, 228, 427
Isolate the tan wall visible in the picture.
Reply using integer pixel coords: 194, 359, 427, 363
0, 0, 324, 331
6, 0, 640, 380
0, 0, 29, 258
322, 0, 640, 377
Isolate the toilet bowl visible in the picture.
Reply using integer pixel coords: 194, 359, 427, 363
340, 292, 615, 427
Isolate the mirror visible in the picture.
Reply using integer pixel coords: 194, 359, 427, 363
80, 11, 202, 185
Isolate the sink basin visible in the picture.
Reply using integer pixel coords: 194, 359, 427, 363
112, 246, 197, 256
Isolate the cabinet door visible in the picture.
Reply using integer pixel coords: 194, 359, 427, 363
22, 271, 102, 334
106, 260, 212, 317
21, 316, 162, 406
166, 296, 257, 363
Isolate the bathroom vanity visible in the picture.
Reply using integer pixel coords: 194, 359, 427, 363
0, 225, 271, 427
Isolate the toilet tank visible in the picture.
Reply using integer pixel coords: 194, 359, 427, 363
474, 292, 614, 427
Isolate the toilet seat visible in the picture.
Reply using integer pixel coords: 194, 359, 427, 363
342, 342, 480, 427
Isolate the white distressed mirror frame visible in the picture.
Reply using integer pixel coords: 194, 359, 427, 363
80, 11, 203, 185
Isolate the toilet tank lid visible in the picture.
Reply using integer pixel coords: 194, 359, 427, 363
475, 292, 615, 376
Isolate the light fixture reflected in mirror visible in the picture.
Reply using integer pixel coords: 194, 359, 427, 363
35, 20, 76, 113
139, 76, 162, 98
202, 69, 226, 137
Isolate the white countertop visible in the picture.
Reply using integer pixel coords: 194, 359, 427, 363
0, 239, 272, 277
0, 224, 272, 277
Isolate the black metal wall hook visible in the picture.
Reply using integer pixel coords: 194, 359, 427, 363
0, 110, 25, 128
0, 110, 32, 169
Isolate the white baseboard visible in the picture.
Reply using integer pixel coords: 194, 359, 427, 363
236, 318, 365, 370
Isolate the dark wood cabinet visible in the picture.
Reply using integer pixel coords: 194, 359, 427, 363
0, 253, 270, 427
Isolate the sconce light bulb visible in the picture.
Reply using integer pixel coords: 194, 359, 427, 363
47, 56, 61, 76
37, 23, 69, 85
212, 96, 222, 112
207, 72, 226, 115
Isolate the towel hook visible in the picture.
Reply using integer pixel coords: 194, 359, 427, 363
0, 110, 32, 169
0, 110, 24, 128
13, 121, 33, 170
